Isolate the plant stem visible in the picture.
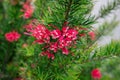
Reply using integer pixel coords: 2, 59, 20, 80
63, 0, 73, 26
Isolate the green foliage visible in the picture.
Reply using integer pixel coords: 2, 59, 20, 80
96, 17, 119, 39
0, 1, 27, 79
95, 41, 120, 59
0, 0, 120, 80
78, 41, 120, 80
98, 0, 120, 18
34, 0, 93, 27
101, 57, 120, 80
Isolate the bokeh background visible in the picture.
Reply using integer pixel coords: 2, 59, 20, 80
92, 0, 120, 46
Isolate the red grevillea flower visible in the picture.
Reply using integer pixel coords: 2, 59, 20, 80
5, 31, 21, 42
22, 1, 34, 19
41, 51, 55, 60
58, 36, 66, 48
47, 52, 55, 60
32, 25, 49, 38
49, 42, 58, 52
23, 8, 34, 19
62, 47, 69, 55
24, 24, 50, 44
58, 37, 72, 48
62, 27, 69, 33
91, 68, 102, 80
51, 29, 61, 39
65, 29, 78, 40
24, 22, 78, 59
88, 31, 95, 40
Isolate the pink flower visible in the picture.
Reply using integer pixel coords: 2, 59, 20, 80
5, 31, 21, 42
62, 27, 69, 33
91, 68, 102, 79
58, 36, 65, 48
22, 1, 34, 19
23, 8, 34, 19
62, 47, 69, 55
58, 37, 72, 48
23, 2, 30, 9
40, 51, 47, 56
64, 37, 72, 45
49, 42, 58, 52
34, 39, 44, 44
41, 51, 55, 59
23, 23, 34, 32
65, 29, 78, 40
47, 52, 55, 60
24, 23, 79, 59
58, 27, 78, 48
88, 31, 95, 40
24, 24, 50, 44
51, 29, 61, 39
32, 25, 50, 39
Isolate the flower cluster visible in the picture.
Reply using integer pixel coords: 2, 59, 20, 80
50, 27, 78, 54
24, 23, 50, 44
5, 31, 21, 42
88, 31, 95, 40
24, 22, 78, 59
91, 68, 102, 80
21, 1, 34, 19
76, 27, 96, 40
